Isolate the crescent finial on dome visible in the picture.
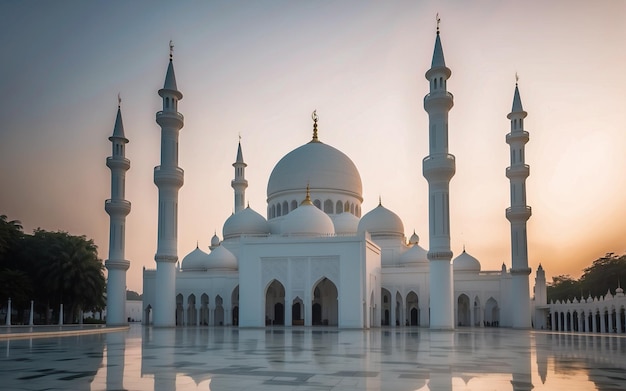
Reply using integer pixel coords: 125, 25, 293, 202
301, 183, 314, 206
311, 110, 320, 143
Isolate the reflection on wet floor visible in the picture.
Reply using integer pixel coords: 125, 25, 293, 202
1, 325, 625, 390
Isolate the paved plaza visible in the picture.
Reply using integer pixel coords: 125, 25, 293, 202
1, 325, 625, 390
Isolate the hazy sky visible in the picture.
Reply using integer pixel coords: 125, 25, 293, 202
1, 1, 625, 293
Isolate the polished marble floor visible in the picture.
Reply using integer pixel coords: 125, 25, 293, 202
1, 325, 625, 390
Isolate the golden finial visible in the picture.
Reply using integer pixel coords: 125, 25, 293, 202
117, 93, 121, 108
238, 132, 242, 142
301, 183, 314, 206
169, 40, 174, 60
378, 195, 382, 206
436, 13, 441, 34
311, 110, 319, 142
515, 72, 519, 85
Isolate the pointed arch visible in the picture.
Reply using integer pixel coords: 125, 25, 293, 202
292, 296, 304, 325
176, 294, 184, 326
187, 294, 197, 326
265, 279, 285, 326
381, 288, 391, 326
457, 294, 470, 327
200, 294, 209, 326
336, 200, 343, 215
282, 201, 289, 215
324, 199, 334, 214
406, 291, 419, 326
231, 286, 239, 326
395, 291, 404, 326
215, 295, 224, 326
484, 297, 499, 326
312, 277, 338, 326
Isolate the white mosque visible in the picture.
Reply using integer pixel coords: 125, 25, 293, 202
104, 29, 549, 329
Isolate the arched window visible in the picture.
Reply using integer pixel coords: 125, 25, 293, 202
276, 203, 282, 217
291, 200, 298, 211
282, 201, 289, 215
270, 205, 276, 219
434, 78, 437, 89
166, 97, 170, 109
313, 199, 321, 209
356, 205, 361, 217
350, 204, 355, 214
324, 199, 333, 214
344, 201, 350, 213
336, 201, 343, 214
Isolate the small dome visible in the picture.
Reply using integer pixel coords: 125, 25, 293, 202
223, 206, 270, 240
408, 230, 420, 245
211, 233, 220, 247
399, 243, 429, 265
282, 193, 335, 236
357, 203, 404, 238
333, 212, 360, 235
206, 245, 237, 270
181, 246, 210, 271
453, 250, 481, 272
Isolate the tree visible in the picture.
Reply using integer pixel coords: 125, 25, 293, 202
39, 231, 105, 323
0, 215, 23, 268
579, 253, 626, 299
547, 275, 581, 303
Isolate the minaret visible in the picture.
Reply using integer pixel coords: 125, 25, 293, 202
231, 139, 247, 213
422, 18, 455, 330
506, 79, 532, 328
105, 96, 131, 326
153, 42, 184, 327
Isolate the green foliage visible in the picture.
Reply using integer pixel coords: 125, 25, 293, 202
579, 253, 626, 298
0, 214, 105, 324
126, 290, 142, 301
547, 253, 626, 303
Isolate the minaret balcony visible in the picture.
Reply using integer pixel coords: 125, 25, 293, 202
506, 131, 529, 144
423, 153, 456, 181
105, 199, 131, 216
424, 91, 454, 111
156, 111, 184, 128
506, 205, 532, 221
154, 165, 184, 188
106, 156, 130, 171
506, 164, 530, 179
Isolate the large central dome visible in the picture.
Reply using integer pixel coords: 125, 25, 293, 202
267, 141, 363, 200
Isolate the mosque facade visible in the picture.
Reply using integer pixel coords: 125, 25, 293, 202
105, 30, 549, 329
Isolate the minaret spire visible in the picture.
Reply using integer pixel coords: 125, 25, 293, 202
423, 24, 455, 330
105, 99, 131, 325
232, 138, 248, 213
153, 42, 185, 327
506, 80, 532, 328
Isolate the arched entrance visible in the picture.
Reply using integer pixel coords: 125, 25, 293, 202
312, 277, 338, 326
381, 288, 391, 326
200, 294, 209, 326
265, 280, 285, 326
231, 286, 239, 326
187, 294, 197, 326
484, 297, 499, 327
457, 294, 470, 327
176, 294, 184, 326
406, 291, 419, 326
395, 292, 403, 326
292, 297, 304, 325
215, 295, 224, 326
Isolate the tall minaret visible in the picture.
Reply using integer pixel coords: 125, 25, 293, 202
506, 79, 532, 328
422, 18, 455, 330
153, 42, 184, 327
105, 97, 131, 326
231, 139, 247, 213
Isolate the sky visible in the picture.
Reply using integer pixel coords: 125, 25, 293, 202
1, 1, 625, 294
